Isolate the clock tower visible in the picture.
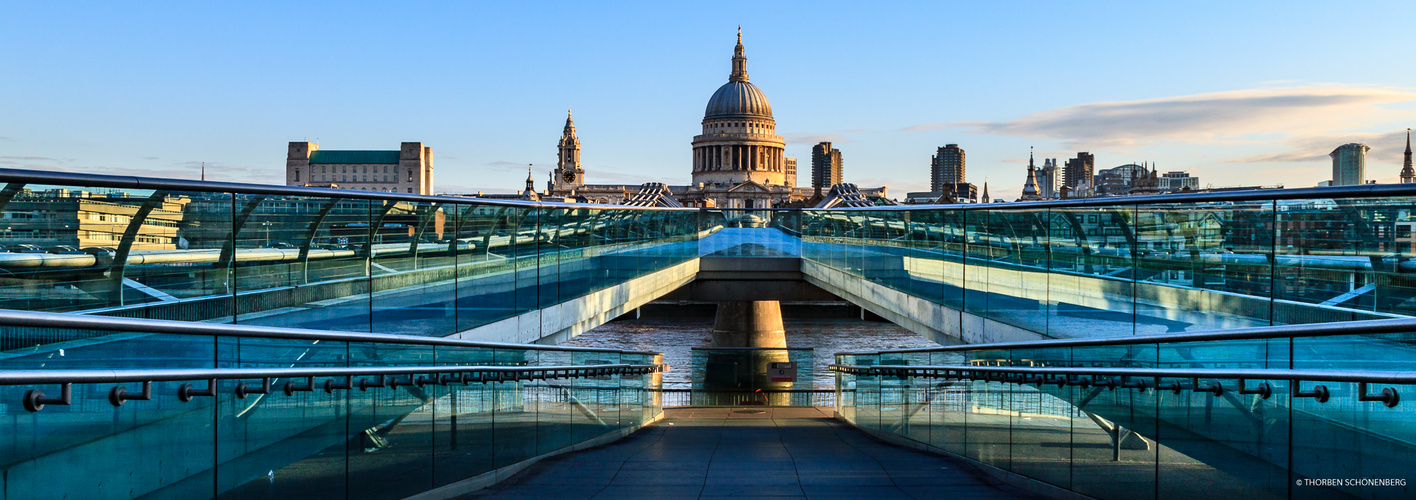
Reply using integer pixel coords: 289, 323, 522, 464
553, 109, 584, 192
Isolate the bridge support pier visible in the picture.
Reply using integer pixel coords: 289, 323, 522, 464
711, 300, 786, 348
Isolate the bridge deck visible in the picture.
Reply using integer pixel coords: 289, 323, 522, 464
463, 407, 1036, 499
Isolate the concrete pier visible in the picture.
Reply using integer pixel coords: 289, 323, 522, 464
710, 300, 786, 348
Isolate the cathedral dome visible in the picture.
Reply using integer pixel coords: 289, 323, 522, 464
702, 28, 773, 121
705, 81, 773, 120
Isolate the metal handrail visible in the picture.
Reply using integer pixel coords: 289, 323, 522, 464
834, 317, 1416, 356
10, 363, 667, 412
813, 181, 1416, 212
11, 167, 1416, 214
0, 168, 694, 211
0, 309, 661, 356
829, 364, 1404, 407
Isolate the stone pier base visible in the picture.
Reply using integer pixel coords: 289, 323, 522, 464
711, 300, 787, 348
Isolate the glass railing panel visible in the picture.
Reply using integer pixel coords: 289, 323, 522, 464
0, 184, 230, 316
929, 350, 967, 455
1287, 379, 1415, 500
1133, 200, 1274, 332
899, 351, 932, 446
1067, 380, 1157, 500
570, 350, 621, 442
697, 209, 800, 258
452, 203, 516, 330
853, 353, 881, 432
232, 195, 373, 332
963, 209, 990, 317
1007, 346, 1072, 489
369, 199, 456, 337
429, 344, 497, 488
0, 376, 220, 499
1062, 343, 1156, 500
112, 190, 237, 321
878, 350, 911, 442
345, 342, 436, 499
1292, 331, 1416, 496
534, 349, 574, 456
0, 328, 219, 499
981, 209, 1051, 333
835, 354, 857, 424
619, 352, 647, 428
1274, 196, 1416, 324
214, 335, 352, 498
512, 209, 541, 316
918, 209, 966, 309
492, 348, 536, 469
1154, 337, 1290, 499
1046, 206, 1137, 338
962, 346, 1010, 469
535, 208, 563, 309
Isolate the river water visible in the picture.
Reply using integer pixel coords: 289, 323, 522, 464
561, 318, 941, 389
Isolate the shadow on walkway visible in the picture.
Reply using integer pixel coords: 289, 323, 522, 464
462, 407, 1038, 499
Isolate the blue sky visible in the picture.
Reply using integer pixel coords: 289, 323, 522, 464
3, 1, 1414, 200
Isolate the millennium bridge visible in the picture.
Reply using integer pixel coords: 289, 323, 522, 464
1, 167, 1414, 499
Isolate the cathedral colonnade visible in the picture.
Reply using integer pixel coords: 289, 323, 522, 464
693, 144, 784, 174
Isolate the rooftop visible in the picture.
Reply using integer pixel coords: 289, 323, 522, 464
308, 150, 401, 165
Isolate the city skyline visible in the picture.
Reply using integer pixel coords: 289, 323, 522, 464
2, 2, 1414, 201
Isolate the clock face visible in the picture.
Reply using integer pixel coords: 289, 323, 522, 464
562, 171, 577, 183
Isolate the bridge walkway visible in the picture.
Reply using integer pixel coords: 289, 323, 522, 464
463, 407, 1036, 499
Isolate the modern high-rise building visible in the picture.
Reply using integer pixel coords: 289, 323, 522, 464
1063, 152, 1095, 190
1400, 129, 1413, 184
811, 142, 844, 194
287, 142, 434, 195
1037, 158, 1060, 198
785, 157, 797, 188
929, 144, 965, 193
1330, 143, 1370, 186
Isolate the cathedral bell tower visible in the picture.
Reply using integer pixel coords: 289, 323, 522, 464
553, 109, 584, 193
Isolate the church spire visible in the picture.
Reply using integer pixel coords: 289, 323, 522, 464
1022, 148, 1041, 200
730, 26, 749, 83
563, 109, 576, 138
1401, 128, 1414, 183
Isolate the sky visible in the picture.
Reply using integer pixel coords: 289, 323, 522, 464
2, 1, 1414, 200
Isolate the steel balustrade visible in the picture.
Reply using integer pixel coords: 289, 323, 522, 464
829, 364, 1404, 408
11, 363, 666, 412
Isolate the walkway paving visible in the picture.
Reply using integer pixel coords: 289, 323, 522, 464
463, 407, 1038, 499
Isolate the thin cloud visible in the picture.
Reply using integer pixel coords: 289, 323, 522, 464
781, 132, 848, 145
958, 86, 1416, 149
901, 121, 988, 132
1225, 129, 1411, 164
484, 161, 549, 172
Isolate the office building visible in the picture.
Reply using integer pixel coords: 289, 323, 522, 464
287, 142, 434, 195
1064, 152, 1095, 190
811, 142, 844, 195
1159, 171, 1200, 193
1330, 143, 1370, 186
1034, 158, 1060, 199
929, 144, 965, 194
